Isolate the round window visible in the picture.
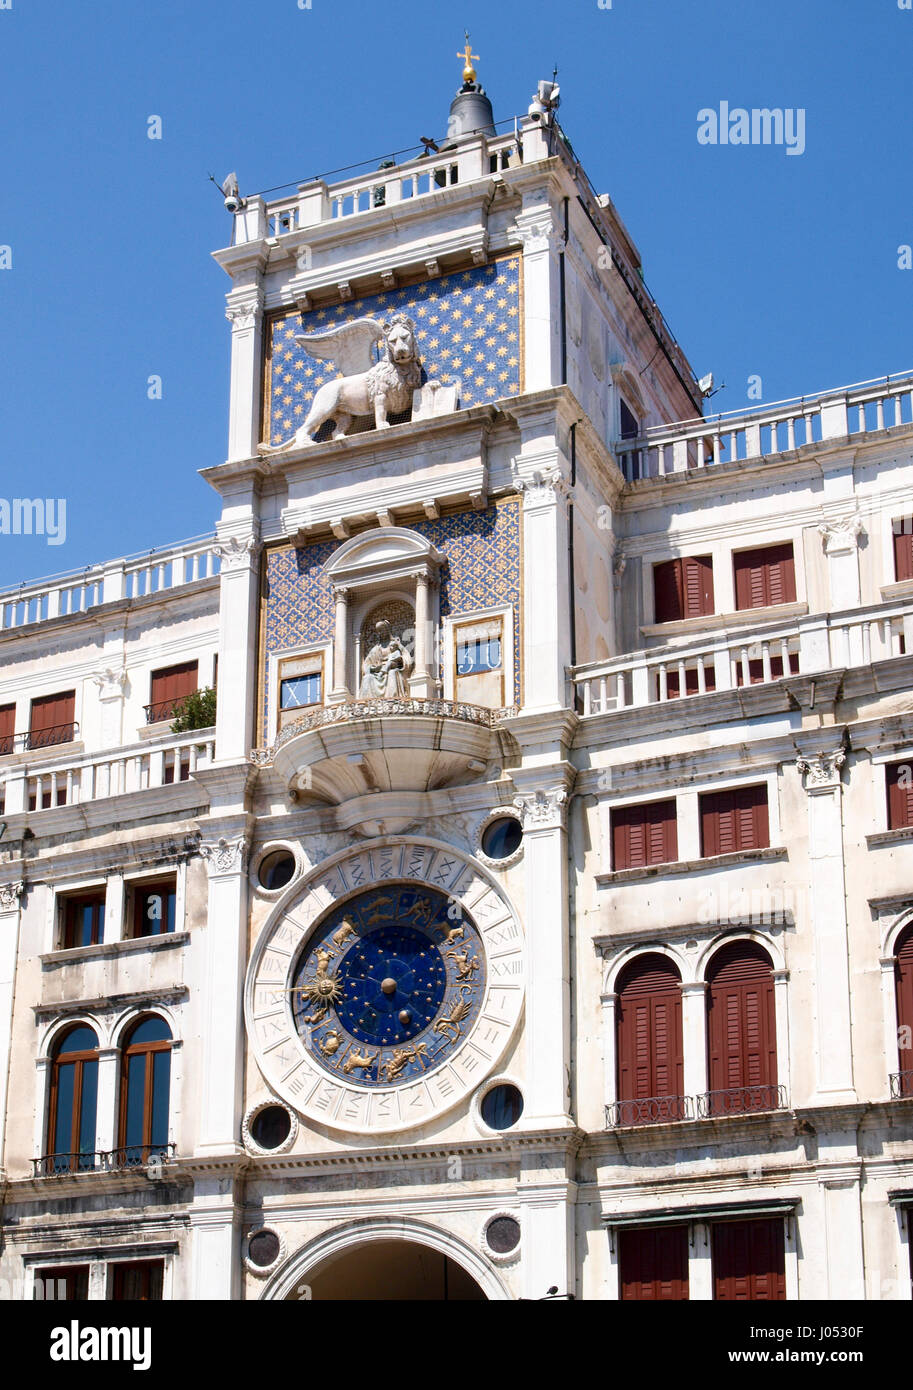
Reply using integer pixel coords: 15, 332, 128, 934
247, 1229, 281, 1269
250, 1104, 292, 1151
480, 1083, 524, 1130
258, 850, 296, 891
485, 1216, 521, 1254
480, 817, 523, 861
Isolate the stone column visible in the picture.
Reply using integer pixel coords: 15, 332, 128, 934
189, 1176, 242, 1300
518, 472, 571, 712
0, 879, 24, 1176
408, 572, 436, 699
214, 532, 260, 761
225, 284, 265, 463
92, 667, 127, 750
329, 586, 351, 704
681, 981, 708, 1105
818, 513, 864, 616
95, 1048, 119, 1156
514, 787, 573, 1127
197, 833, 249, 1155
796, 745, 856, 1104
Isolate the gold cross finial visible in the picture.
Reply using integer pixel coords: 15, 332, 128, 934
458, 32, 479, 84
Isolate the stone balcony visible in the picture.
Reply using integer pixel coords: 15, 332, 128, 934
252, 698, 515, 835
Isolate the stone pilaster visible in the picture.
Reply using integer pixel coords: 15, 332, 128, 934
214, 531, 260, 762
196, 832, 250, 1156
796, 742, 856, 1103
0, 878, 24, 1176
225, 284, 265, 462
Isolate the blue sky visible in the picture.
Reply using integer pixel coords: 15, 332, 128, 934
0, 0, 909, 586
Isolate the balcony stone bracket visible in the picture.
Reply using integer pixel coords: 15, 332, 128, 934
251, 698, 515, 836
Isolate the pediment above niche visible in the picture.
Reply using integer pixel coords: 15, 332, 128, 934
325, 526, 444, 589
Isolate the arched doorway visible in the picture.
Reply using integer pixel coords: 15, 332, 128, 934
295, 1240, 486, 1301
265, 1218, 509, 1301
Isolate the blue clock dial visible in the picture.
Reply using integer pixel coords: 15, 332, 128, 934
290, 883, 486, 1087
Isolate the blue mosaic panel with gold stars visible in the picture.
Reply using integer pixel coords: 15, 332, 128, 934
261, 499, 522, 743
290, 884, 486, 1088
264, 256, 521, 444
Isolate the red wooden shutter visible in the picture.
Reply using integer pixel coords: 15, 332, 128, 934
700, 786, 769, 857
895, 928, 913, 1093
712, 1219, 786, 1301
654, 556, 714, 622
616, 954, 684, 1112
734, 544, 796, 610
894, 520, 913, 582
29, 691, 75, 749
149, 661, 198, 719
654, 560, 684, 623
683, 555, 714, 617
620, 1226, 689, 1301
886, 761, 913, 830
612, 800, 678, 870
0, 703, 14, 755
706, 942, 777, 1109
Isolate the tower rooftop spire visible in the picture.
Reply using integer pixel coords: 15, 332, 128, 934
446, 32, 495, 141
458, 32, 480, 86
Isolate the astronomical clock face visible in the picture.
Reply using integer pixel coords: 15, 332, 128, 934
291, 885, 485, 1088
246, 840, 525, 1135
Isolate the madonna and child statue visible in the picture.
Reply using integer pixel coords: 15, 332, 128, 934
357, 620, 413, 700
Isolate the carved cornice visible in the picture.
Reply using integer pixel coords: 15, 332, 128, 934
512, 788, 568, 831
199, 835, 249, 877
254, 699, 519, 765
0, 881, 24, 912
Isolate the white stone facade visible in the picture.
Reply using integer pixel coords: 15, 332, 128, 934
2, 94, 913, 1303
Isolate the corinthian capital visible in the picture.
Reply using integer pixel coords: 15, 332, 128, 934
796, 748, 846, 792
215, 534, 258, 571
0, 881, 24, 912
512, 788, 569, 831
199, 836, 249, 877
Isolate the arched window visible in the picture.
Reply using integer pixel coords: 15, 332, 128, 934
118, 1016, 172, 1166
705, 942, 778, 1116
895, 926, 913, 1096
615, 954, 685, 1124
47, 1025, 99, 1173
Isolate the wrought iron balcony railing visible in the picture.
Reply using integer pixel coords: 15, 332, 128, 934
0, 722, 80, 756
696, 1085, 788, 1118
890, 1070, 913, 1099
32, 1143, 176, 1177
606, 1095, 695, 1127
144, 698, 189, 724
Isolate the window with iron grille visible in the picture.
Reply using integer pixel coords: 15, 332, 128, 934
148, 661, 198, 723
28, 690, 76, 750
0, 703, 14, 756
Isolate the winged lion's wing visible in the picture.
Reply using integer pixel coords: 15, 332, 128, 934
294, 317, 385, 376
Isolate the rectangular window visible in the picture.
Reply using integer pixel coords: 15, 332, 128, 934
887, 760, 913, 830
28, 691, 76, 750
700, 785, 770, 857
0, 703, 14, 756
280, 673, 322, 710
712, 1219, 786, 1301
148, 661, 198, 724
34, 1265, 90, 1301
653, 556, 715, 623
454, 617, 504, 708
131, 877, 177, 938
612, 799, 678, 870
110, 1260, 164, 1301
620, 1226, 689, 1301
61, 891, 106, 949
893, 518, 913, 582
733, 543, 796, 610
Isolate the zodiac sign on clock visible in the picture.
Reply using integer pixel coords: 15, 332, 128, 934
432, 985, 474, 1044
445, 946, 480, 982
342, 1047, 378, 1076
382, 1042, 429, 1083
